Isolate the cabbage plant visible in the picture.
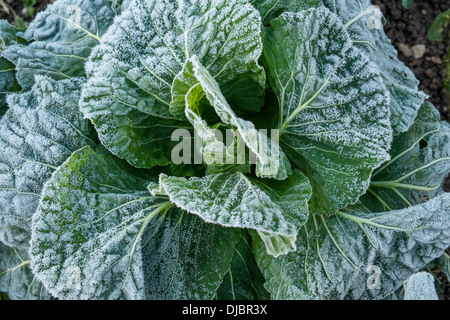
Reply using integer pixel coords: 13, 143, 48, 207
0, 0, 449, 300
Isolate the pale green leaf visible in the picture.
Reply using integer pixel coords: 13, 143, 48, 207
31, 146, 240, 299
184, 56, 291, 179
262, 8, 392, 214
172, 59, 249, 174
253, 193, 450, 300
402, 0, 414, 9
2, 0, 125, 90
323, 0, 427, 134
0, 243, 52, 300
364, 102, 450, 212
81, 0, 265, 169
153, 169, 311, 257
0, 76, 96, 249
403, 272, 438, 300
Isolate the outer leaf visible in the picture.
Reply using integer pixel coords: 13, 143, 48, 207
0, 20, 26, 112
364, 102, 450, 212
253, 193, 450, 300
262, 8, 392, 214
323, 0, 427, 134
81, 0, 265, 169
152, 169, 311, 257
31, 146, 240, 299
249, 0, 322, 24
216, 230, 270, 300
403, 272, 438, 300
0, 243, 52, 300
0, 76, 96, 249
2, 0, 125, 90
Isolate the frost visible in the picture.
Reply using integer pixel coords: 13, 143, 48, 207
2, 0, 125, 91
154, 170, 311, 257
253, 193, 450, 300
262, 8, 393, 214
80, 0, 265, 169
30, 146, 239, 299
0, 243, 52, 300
0, 76, 96, 249
403, 272, 438, 300
322, 0, 427, 134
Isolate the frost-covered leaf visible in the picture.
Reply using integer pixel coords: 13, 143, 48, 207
323, 0, 427, 134
172, 59, 249, 174
31, 146, 240, 299
429, 252, 450, 282
427, 9, 450, 41
248, 0, 322, 24
262, 8, 392, 214
173, 56, 289, 178
153, 169, 311, 257
363, 102, 450, 212
185, 56, 291, 179
81, 0, 265, 169
403, 272, 438, 300
216, 230, 270, 300
253, 193, 450, 300
0, 76, 96, 249
2, 0, 125, 91
0, 243, 52, 300
0, 20, 26, 112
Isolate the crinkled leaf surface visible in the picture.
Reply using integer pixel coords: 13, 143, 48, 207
323, 0, 427, 134
152, 169, 311, 257
249, 0, 322, 24
0, 20, 26, 112
31, 146, 240, 299
403, 272, 438, 300
172, 59, 249, 174
216, 230, 270, 300
262, 8, 392, 214
0, 243, 52, 300
0, 76, 96, 249
2, 0, 125, 91
363, 102, 450, 212
81, 0, 265, 169
253, 193, 450, 300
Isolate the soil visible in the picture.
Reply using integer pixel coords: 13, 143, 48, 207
1, 0, 449, 300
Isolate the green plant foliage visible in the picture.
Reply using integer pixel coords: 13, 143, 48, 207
0, 0, 448, 301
